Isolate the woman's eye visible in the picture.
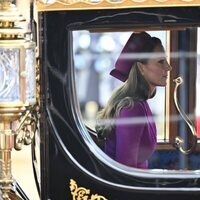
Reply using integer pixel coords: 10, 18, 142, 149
158, 59, 165, 64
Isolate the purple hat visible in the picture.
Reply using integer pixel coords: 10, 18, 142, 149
110, 32, 152, 82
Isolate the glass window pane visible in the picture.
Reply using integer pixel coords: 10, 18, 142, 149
73, 28, 200, 171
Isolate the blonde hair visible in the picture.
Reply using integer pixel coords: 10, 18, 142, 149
96, 63, 151, 139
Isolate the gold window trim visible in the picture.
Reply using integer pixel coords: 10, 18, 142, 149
36, 0, 200, 12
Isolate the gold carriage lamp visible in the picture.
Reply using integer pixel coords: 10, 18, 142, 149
0, 0, 36, 199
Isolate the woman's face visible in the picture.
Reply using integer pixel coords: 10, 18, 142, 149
139, 45, 172, 91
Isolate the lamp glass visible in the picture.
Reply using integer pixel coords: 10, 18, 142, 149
0, 48, 20, 102
25, 48, 35, 102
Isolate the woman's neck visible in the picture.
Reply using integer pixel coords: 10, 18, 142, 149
149, 86, 156, 98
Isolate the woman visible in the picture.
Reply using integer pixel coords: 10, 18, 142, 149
96, 32, 172, 169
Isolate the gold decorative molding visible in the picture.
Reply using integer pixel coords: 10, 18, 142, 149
36, 0, 200, 11
69, 179, 107, 200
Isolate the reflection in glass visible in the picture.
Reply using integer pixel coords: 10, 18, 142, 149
197, 28, 200, 138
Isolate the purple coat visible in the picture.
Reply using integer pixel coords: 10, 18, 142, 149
104, 101, 157, 169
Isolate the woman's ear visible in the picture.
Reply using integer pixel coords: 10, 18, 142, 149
137, 62, 145, 76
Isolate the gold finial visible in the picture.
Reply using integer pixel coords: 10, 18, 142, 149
0, 0, 26, 39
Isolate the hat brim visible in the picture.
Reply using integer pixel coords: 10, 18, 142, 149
110, 69, 128, 82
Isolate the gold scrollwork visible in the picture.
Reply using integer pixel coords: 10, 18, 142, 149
14, 103, 39, 150
36, 0, 200, 12
70, 179, 107, 200
38, 0, 198, 4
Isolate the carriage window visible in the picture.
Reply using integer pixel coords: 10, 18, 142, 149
73, 28, 200, 170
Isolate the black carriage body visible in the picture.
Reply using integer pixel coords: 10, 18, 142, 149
38, 6, 200, 200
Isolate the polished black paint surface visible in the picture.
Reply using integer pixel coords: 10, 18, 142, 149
37, 7, 200, 200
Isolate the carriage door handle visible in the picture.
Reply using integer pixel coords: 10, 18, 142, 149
173, 76, 197, 155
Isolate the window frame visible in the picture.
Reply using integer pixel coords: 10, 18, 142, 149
157, 28, 198, 152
